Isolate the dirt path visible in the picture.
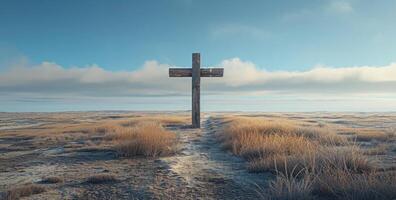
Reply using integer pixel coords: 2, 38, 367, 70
161, 115, 271, 199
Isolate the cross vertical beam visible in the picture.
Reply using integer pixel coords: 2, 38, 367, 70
168, 53, 223, 128
192, 53, 200, 128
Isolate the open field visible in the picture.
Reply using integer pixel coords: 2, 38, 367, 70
0, 112, 395, 199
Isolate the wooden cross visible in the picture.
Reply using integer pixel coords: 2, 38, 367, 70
169, 53, 224, 128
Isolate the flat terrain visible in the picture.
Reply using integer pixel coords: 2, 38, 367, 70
0, 112, 395, 199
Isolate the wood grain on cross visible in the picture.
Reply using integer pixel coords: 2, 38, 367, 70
169, 53, 224, 128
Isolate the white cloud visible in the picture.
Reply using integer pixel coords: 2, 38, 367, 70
1, 58, 396, 99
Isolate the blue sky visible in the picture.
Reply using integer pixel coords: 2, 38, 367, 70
1, 0, 396, 112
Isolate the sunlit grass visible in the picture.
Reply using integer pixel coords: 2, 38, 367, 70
107, 121, 178, 157
218, 116, 395, 199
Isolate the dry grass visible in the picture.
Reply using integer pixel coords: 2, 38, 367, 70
353, 131, 393, 142
313, 170, 396, 200
5, 184, 46, 200
248, 145, 372, 175
219, 116, 393, 200
40, 176, 63, 184
220, 117, 355, 174
221, 117, 347, 152
363, 144, 390, 155
0, 113, 188, 150
86, 174, 117, 184
41, 115, 183, 157
264, 170, 396, 200
143, 115, 190, 124
266, 172, 314, 200
119, 115, 190, 127
105, 121, 178, 157
0, 114, 181, 159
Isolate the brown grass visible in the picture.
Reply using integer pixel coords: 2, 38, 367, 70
264, 170, 396, 200
40, 176, 63, 184
5, 184, 46, 200
363, 144, 390, 155
313, 170, 396, 200
105, 121, 178, 157
353, 130, 393, 142
86, 174, 117, 184
42, 115, 183, 157
119, 115, 190, 127
266, 172, 314, 200
220, 117, 356, 173
0, 113, 188, 150
218, 116, 391, 199
0, 114, 181, 159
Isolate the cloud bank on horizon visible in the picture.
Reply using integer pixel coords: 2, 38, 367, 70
1, 58, 396, 100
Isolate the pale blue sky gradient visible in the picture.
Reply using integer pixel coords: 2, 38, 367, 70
1, 0, 396, 70
1, 0, 396, 112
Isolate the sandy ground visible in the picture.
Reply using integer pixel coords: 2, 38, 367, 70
0, 111, 395, 199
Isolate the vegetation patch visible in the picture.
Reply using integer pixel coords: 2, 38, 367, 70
86, 116, 182, 157
363, 144, 390, 155
219, 116, 395, 200
353, 130, 393, 142
86, 174, 117, 184
119, 115, 190, 127
5, 184, 46, 200
105, 121, 178, 157
39, 176, 64, 184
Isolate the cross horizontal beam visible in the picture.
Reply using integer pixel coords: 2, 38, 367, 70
169, 68, 224, 77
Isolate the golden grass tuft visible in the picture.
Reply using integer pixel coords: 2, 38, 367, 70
266, 172, 314, 200
5, 184, 46, 200
107, 121, 178, 157
248, 145, 372, 175
221, 117, 347, 152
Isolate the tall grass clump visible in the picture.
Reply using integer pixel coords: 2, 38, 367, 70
266, 170, 315, 200
219, 116, 395, 200
314, 170, 396, 200
107, 121, 178, 157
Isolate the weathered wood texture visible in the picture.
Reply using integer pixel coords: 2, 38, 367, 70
192, 53, 201, 128
169, 68, 224, 77
168, 53, 224, 129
